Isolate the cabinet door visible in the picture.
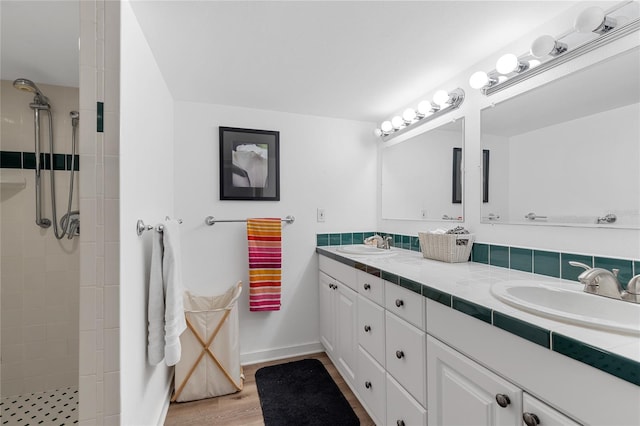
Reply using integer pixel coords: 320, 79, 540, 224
318, 272, 335, 356
358, 295, 385, 365
427, 335, 522, 426
358, 346, 386, 425
336, 283, 358, 384
522, 394, 580, 426
387, 373, 427, 426
386, 311, 426, 406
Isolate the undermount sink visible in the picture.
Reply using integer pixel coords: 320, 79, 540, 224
336, 244, 396, 256
491, 280, 640, 336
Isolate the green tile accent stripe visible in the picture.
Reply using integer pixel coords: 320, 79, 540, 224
381, 271, 399, 285
493, 311, 550, 348
552, 333, 640, 386
398, 277, 422, 295
533, 250, 560, 278
452, 297, 492, 324
97, 101, 104, 132
317, 246, 640, 386
423, 286, 452, 307
561, 253, 593, 282
1, 150, 79, 171
595, 257, 633, 289
471, 243, 489, 264
365, 266, 381, 278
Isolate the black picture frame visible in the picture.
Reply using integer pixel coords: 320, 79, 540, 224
482, 149, 490, 203
219, 127, 280, 201
452, 147, 462, 204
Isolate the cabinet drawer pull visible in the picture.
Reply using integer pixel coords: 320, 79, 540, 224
363, 283, 371, 290
396, 421, 405, 426
364, 381, 372, 389
395, 299, 404, 307
395, 350, 404, 359
364, 325, 371, 332
495, 394, 511, 408
522, 413, 540, 426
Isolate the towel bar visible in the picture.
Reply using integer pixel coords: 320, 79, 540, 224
205, 215, 295, 226
137, 217, 183, 236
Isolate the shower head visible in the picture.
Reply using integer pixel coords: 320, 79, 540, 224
70, 111, 79, 127
13, 78, 49, 106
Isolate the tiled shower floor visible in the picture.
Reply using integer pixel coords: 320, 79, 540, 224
0, 387, 78, 425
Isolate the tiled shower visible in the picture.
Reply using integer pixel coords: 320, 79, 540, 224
1, 80, 80, 422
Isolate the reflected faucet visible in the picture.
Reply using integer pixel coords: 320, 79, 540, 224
364, 234, 392, 250
569, 261, 640, 303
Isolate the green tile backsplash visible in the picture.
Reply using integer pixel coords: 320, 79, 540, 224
315, 233, 638, 287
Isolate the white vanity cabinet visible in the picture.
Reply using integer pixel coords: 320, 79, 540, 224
318, 266, 358, 386
427, 335, 522, 425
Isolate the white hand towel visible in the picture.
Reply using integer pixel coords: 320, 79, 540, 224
162, 219, 187, 366
147, 226, 165, 365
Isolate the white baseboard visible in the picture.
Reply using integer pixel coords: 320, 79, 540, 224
240, 341, 324, 366
156, 375, 174, 426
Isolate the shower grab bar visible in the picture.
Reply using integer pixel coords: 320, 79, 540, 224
205, 215, 295, 226
136, 217, 183, 236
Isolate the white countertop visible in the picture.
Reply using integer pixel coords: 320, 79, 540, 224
318, 246, 640, 364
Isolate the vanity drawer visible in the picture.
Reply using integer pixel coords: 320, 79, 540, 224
319, 256, 357, 290
385, 283, 424, 329
386, 311, 426, 407
357, 270, 384, 305
358, 295, 385, 365
386, 373, 427, 426
358, 346, 386, 425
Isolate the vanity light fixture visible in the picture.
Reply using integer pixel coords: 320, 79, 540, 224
469, 3, 639, 95
375, 88, 465, 140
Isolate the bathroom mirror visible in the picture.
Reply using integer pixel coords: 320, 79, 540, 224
382, 118, 464, 221
481, 47, 640, 229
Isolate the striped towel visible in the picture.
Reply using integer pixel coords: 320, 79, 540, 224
247, 218, 282, 311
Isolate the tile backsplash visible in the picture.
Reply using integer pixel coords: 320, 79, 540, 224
316, 232, 638, 287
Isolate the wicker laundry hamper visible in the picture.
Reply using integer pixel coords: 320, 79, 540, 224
172, 281, 244, 402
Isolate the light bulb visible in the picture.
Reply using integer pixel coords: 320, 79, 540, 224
391, 116, 404, 130
417, 100, 431, 116
496, 54, 519, 74
380, 121, 393, 133
530, 35, 567, 58
433, 90, 450, 107
574, 7, 615, 34
469, 71, 490, 89
374, 128, 383, 137
402, 108, 417, 123
528, 59, 541, 68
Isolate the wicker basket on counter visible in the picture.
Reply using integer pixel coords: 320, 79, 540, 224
418, 232, 475, 263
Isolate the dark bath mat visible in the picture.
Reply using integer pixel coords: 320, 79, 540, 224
255, 358, 360, 426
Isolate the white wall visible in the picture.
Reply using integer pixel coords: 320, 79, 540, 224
378, 3, 640, 260
119, 1, 174, 424
173, 102, 377, 363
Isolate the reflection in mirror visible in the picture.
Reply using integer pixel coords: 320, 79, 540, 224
382, 119, 464, 221
481, 47, 639, 228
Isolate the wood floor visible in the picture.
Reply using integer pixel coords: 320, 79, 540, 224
164, 352, 375, 426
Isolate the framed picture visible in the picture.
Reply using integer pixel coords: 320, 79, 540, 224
219, 127, 280, 201
452, 147, 462, 204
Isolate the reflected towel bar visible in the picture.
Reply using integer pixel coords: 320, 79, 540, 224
136, 217, 183, 236
205, 215, 295, 226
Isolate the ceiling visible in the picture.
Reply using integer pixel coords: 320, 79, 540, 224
2, 1, 584, 122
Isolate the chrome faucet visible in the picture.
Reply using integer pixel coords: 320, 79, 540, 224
569, 261, 640, 304
364, 234, 392, 249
